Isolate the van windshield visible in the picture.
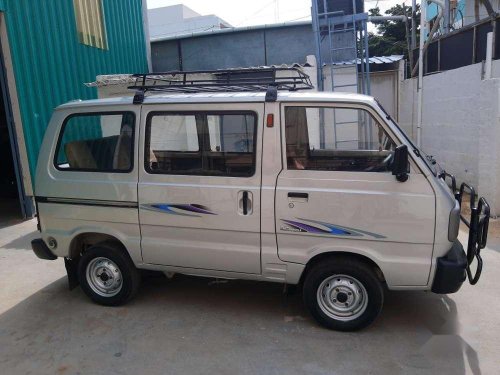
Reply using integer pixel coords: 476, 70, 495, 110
374, 100, 438, 176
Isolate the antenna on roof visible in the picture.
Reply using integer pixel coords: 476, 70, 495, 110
129, 67, 314, 104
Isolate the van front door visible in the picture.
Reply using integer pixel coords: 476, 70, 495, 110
275, 104, 435, 286
138, 103, 263, 274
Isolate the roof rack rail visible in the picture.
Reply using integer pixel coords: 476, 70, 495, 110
128, 67, 314, 104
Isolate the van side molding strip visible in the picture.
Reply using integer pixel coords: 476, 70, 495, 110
35, 196, 138, 208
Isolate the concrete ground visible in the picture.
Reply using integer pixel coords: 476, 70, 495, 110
0, 220, 499, 375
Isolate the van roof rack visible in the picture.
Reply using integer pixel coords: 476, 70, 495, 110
128, 67, 314, 104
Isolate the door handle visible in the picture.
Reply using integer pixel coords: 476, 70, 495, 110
238, 190, 253, 215
288, 192, 308, 199
288, 192, 308, 203
288, 191, 309, 203
243, 191, 249, 215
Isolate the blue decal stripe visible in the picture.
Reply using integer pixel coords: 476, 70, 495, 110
282, 220, 330, 234
141, 203, 217, 217
281, 218, 385, 239
170, 204, 216, 215
143, 204, 199, 216
299, 218, 386, 239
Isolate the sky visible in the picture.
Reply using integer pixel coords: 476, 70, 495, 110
146, 0, 404, 28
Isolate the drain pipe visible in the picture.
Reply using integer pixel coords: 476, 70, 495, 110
416, 0, 426, 147
368, 15, 407, 22
485, 32, 493, 80
412, 0, 417, 49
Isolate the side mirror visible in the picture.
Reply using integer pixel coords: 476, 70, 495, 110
392, 144, 409, 182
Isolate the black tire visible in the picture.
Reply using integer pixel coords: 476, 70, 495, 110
77, 243, 141, 306
303, 257, 384, 331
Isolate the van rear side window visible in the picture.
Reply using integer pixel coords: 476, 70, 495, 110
145, 112, 256, 177
55, 112, 135, 172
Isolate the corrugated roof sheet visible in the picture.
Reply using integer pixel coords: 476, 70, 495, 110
330, 55, 404, 65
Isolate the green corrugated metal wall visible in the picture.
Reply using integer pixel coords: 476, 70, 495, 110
2, 0, 148, 179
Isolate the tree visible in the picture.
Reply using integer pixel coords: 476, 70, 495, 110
368, 3, 420, 60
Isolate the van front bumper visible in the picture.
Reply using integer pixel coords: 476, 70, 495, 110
432, 240, 467, 294
31, 239, 57, 260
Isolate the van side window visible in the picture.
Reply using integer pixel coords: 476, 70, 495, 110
285, 106, 396, 172
55, 112, 135, 172
146, 112, 256, 177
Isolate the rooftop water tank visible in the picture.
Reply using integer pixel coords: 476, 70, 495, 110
317, 0, 364, 15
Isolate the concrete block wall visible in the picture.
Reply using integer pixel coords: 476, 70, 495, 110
150, 23, 358, 72
151, 24, 317, 72
399, 61, 500, 216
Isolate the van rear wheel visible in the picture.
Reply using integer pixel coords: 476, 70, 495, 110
303, 258, 384, 331
78, 243, 140, 306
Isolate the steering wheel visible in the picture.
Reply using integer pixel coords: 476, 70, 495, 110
383, 152, 394, 167
364, 152, 394, 172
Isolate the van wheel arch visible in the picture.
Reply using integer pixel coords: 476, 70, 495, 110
300, 252, 386, 286
69, 233, 128, 260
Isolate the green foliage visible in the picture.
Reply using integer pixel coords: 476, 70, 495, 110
368, 3, 420, 59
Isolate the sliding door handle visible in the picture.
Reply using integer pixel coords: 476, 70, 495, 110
288, 192, 308, 203
288, 192, 308, 199
242, 191, 249, 215
238, 190, 253, 215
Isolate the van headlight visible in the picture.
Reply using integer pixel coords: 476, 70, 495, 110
448, 201, 460, 242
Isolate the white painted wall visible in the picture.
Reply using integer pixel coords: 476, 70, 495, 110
399, 60, 500, 216
322, 63, 402, 120
323, 65, 358, 93
370, 66, 402, 121
318, 64, 402, 149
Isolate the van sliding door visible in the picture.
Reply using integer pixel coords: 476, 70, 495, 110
138, 103, 264, 274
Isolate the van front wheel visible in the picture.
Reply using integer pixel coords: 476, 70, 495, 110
78, 244, 140, 306
303, 258, 383, 331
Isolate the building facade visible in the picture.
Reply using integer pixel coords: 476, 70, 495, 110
151, 22, 316, 72
148, 4, 231, 40
426, 0, 499, 29
0, 0, 149, 219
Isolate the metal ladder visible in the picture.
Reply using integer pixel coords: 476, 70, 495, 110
311, 0, 372, 149
312, 0, 371, 94
326, 11, 358, 93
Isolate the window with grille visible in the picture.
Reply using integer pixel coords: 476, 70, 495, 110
73, 0, 108, 50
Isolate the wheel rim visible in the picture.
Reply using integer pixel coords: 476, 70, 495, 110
86, 257, 123, 297
316, 274, 368, 321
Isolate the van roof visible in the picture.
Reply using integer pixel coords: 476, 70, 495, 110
56, 91, 377, 110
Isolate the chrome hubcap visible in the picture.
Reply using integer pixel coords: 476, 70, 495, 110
86, 257, 123, 297
317, 274, 368, 321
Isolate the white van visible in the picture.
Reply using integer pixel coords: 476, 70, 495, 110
31, 68, 490, 331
